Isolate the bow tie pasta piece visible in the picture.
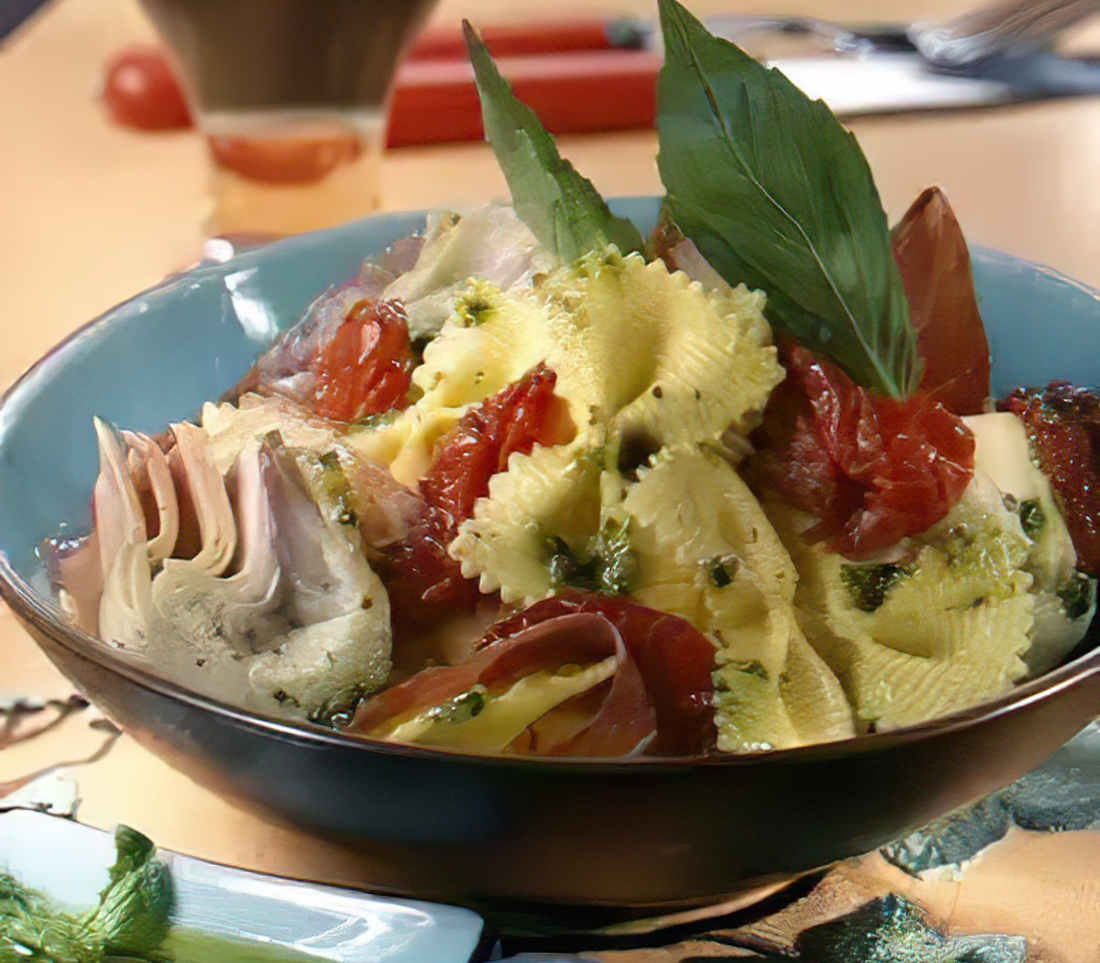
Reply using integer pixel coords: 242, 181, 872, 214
765, 470, 1036, 731
450, 439, 605, 604
625, 446, 856, 751
412, 280, 553, 409
626, 446, 796, 601
536, 249, 783, 448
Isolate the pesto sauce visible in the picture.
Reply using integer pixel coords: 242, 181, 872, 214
1057, 571, 1095, 620
1018, 498, 1045, 539
840, 563, 911, 613
546, 518, 637, 596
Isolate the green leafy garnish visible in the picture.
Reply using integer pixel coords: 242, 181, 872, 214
655, 0, 919, 398
0, 826, 172, 962
462, 21, 644, 263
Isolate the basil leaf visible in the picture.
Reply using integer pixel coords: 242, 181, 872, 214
463, 21, 644, 263
656, 0, 919, 398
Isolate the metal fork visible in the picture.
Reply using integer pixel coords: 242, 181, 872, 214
911, 0, 1100, 67
696, 0, 1099, 67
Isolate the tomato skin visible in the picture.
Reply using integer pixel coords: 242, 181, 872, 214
420, 362, 572, 526
755, 344, 975, 558
309, 299, 413, 422
379, 364, 573, 632
483, 592, 716, 756
103, 46, 191, 130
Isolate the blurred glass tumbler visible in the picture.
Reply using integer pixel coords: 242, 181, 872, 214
140, 0, 437, 235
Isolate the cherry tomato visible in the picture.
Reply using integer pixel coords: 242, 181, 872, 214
754, 344, 975, 559
419, 362, 573, 525
309, 298, 414, 422
102, 46, 191, 130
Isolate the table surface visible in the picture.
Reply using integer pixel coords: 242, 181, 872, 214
2, 1, 1099, 959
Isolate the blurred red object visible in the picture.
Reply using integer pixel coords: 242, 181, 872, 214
411, 19, 614, 59
208, 133, 363, 183
102, 45, 192, 129
387, 50, 659, 146
101, 25, 659, 149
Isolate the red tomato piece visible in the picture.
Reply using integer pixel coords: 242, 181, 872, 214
755, 344, 975, 559
309, 299, 414, 422
378, 364, 574, 633
419, 362, 573, 526
892, 187, 991, 415
374, 505, 482, 631
999, 382, 1100, 576
102, 46, 192, 130
482, 592, 716, 756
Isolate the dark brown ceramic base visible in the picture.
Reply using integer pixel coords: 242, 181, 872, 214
11, 580, 1097, 909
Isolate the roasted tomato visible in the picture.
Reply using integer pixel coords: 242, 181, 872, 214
378, 364, 574, 632
999, 382, 1100, 575
102, 46, 191, 130
419, 362, 573, 524
309, 298, 414, 422
892, 187, 991, 416
754, 343, 975, 558
483, 592, 716, 755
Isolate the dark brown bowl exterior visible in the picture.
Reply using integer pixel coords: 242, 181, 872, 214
6, 566, 1097, 909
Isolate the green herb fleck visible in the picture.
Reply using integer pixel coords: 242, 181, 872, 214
319, 451, 358, 527
547, 518, 638, 596
309, 684, 373, 728
841, 563, 911, 613
1018, 498, 1045, 539
454, 280, 498, 327
426, 685, 489, 725
1057, 571, 1095, 621
463, 21, 644, 262
708, 554, 740, 588
350, 408, 402, 432
728, 659, 769, 680
655, 0, 918, 398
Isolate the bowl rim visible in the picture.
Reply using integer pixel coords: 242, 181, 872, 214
1, 205, 1097, 772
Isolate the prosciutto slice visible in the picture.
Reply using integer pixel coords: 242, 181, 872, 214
351, 592, 717, 757
350, 611, 657, 756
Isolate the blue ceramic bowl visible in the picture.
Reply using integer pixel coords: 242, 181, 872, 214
0, 198, 1097, 909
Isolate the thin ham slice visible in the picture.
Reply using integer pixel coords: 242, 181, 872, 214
349, 611, 658, 756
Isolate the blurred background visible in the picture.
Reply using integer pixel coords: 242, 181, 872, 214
2, 0, 1099, 397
